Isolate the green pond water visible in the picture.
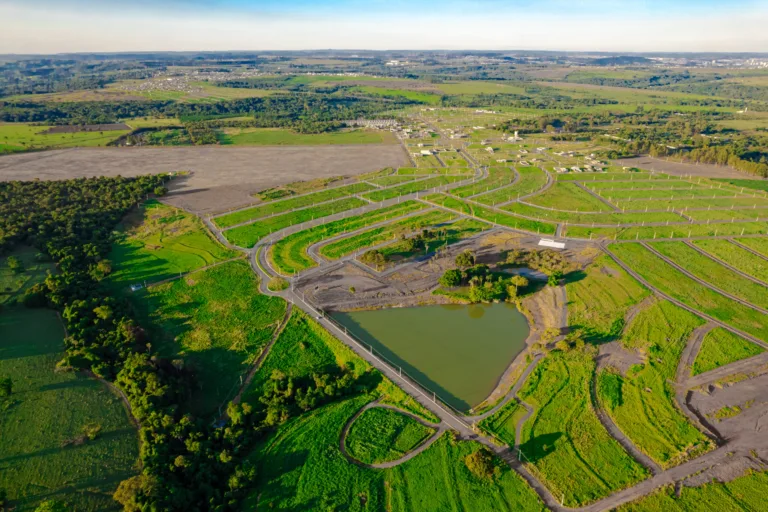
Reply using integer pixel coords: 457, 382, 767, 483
332, 303, 529, 412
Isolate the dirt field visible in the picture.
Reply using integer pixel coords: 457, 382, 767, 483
0, 145, 409, 212
615, 156, 758, 179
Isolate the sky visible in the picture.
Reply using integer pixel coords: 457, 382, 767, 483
1, 0, 767, 54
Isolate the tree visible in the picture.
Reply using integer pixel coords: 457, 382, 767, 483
153, 186, 168, 197
455, 250, 476, 269
439, 269, 462, 287
6, 256, 23, 274
0, 377, 11, 397
34, 501, 67, 512
464, 448, 496, 479
510, 275, 529, 293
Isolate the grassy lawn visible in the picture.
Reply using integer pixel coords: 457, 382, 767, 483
609, 243, 768, 341
319, 209, 455, 260
597, 300, 713, 468
0, 246, 56, 306
518, 347, 649, 506
0, 307, 138, 511
397, 167, 474, 175
478, 400, 527, 447
528, 182, 614, 212
692, 239, 768, 282
733, 236, 768, 257
268, 201, 427, 274
217, 127, 389, 145
424, 193, 557, 235
692, 327, 764, 376
363, 175, 465, 202
686, 207, 768, 221
213, 182, 375, 229
130, 261, 286, 417
0, 122, 129, 153
345, 407, 436, 465
619, 469, 768, 511
107, 200, 238, 290
566, 254, 650, 342
610, 196, 768, 211
502, 201, 685, 224
650, 242, 768, 310
368, 175, 419, 187
711, 178, 768, 192
223, 197, 368, 248
244, 396, 545, 511
473, 166, 548, 205
565, 221, 768, 241
352, 85, 443, 105
451, 167, 517, 198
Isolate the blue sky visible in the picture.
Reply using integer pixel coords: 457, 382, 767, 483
1, 0, 766, 53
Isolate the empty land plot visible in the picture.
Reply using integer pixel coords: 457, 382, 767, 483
692, 239, 768, 282
451, 167, 516, 198
649, 241, 768, 310
0, 307, 138, 512
319, 209, 455, 260
223, 197, 368, 248
268, 201, 427, 274
345, 407, 436, 465
556, 173, 681, 182
712, 178, 768, 193
618, 469, 768, 511
566, 254, 650, 341
425, 193, 557, 235
108, 200, 238, 290
609, 243, 768, 342
363, 175, 465, 202
213, 182, 375, 229
397, 167, 473, 175
502, 202, 685, 225
527, 182, 614, 212
611, 196, 768, 211
685, 207, 768, 221
614, 157, 755, 179
371, 218, 490, 268
217, 127, 390, 145
597, 300, 713, 468
596, 188, 750, 202
255, 175, 348, 201
0, 246, 56, 306
368, 175, 419, 187
413, 154, 442, 167
692, 327, 764, 375
437, 151, 469, 167
0, 145, 408, 214
564, 221, 768, 241
587, 180, 698, 191
733, 236, 768, 257
473, 166, 548, 205
131, 260, 286, 417
518, 348, 648, 507
0, 122, 129, 153
478, 400, 527, 447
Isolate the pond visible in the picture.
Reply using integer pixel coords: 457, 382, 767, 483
332, 303, 529, 412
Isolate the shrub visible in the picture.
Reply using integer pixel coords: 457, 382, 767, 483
154, 186, 168, 197
439, 269, 462, 287
464, 448, 496, 480
455, 250, 476, 269
267, 277, 289, 291
0, 377, 12, 397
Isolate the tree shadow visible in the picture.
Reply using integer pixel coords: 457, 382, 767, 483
517, 432, 563, 464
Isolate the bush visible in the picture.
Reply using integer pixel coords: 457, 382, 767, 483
0, 377, 12, 397
267, 276, 289, 291
439, 269, 462, 287
154, 186, 168, 197
464, 448, 497, 479
6, 255, 24, 274
455, 250, 476, 269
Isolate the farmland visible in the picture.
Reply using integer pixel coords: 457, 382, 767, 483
345, 407, 436, 464
0, 307, 138, 511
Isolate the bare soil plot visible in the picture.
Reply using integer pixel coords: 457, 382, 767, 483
615, 156, 753, 179
0, 145, 408, 213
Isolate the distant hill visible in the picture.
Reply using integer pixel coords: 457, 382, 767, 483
586, 56, 654, 66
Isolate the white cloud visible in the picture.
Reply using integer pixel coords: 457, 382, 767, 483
1, 3, 766, 53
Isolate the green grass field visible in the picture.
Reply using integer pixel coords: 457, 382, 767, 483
223, 197, 368, 248
0, 122, 129, 153
213, 182, 375, 229
107, 200, 238, 290
502, 201, 685, 225
368, 175, 419, 187
451, 167, 517, 198
130, 261, 286, 416
345, 407, 436, 464
527, 182, 613, 212
649, 242, 768, 310
566, 254, 650, 342
478, 400, 527, 447
619, 469, 768, 511
473, 166, 549, 206
691, 239, 768, 282
692, 327, 764, 376
518, 347, 649, 506
597, 300, 713, 468
216, 127, 389, 145
268, 201, 427, 274
711, 179, 768, 192
244, 396, 545, 511
0, 307, 138, 511
609, 243, 768, 342
319, 209, 455, 260
424, 193, 557, 235
362, 175, 466, 202
351, 85, 443, 105
0, 246, 56, 306
397, 167, 474, 175
733, 237, 768, 257
685, 207, 768, 221
564, 221, 768, 241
